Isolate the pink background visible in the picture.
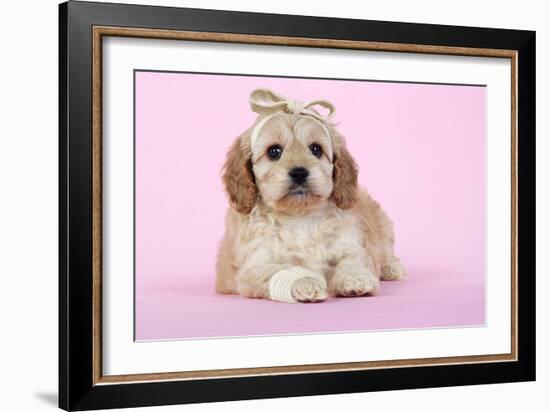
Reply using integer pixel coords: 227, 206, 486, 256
135, 71, 486, 341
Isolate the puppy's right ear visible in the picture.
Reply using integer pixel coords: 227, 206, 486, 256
222, 134, 258, 214
331, 131, 359, 209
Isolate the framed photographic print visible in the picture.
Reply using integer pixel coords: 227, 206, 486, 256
59, 1, 536, 410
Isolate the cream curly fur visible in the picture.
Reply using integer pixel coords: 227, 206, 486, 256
216, 112, 405, 303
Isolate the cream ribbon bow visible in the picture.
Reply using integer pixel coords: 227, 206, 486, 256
248, 88, 336, 155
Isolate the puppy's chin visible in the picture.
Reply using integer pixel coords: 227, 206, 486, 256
274, 187, 325, 213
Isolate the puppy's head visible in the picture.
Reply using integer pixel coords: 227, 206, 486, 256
222, 90, 358, 214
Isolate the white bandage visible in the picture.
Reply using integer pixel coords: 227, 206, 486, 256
250, 112, 332, 155
248, 88, 335, 158
269, 268, 326, 304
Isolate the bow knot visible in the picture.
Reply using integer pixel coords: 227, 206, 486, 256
285, 99, 304, 115
249, 88, 336, 123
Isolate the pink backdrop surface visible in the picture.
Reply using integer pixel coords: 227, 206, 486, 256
134, 71, 486, 340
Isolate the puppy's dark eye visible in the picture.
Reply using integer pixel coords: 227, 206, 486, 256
309, 143, 323, 158
267, 144, 283, 160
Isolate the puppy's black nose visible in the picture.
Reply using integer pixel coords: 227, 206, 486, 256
289, 167, 309, 185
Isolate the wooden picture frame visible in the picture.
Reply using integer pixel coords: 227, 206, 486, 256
59, 1, 535, 410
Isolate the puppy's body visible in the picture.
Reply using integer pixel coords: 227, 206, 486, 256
216, 89, 405, 303
216, 187, 402, 301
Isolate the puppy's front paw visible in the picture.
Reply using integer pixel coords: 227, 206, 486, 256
381, 259, 406, 281
332, 272, 379, 297
291, 277, 328, 303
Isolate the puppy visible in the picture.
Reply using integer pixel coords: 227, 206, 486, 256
216, 88, 405, 303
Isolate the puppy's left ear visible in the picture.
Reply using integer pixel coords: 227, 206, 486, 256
331, 132, 358, 209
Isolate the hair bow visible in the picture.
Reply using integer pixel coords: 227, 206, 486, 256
248, 88, 336, 155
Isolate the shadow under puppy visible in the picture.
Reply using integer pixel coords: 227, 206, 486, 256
216, 88, 405, 303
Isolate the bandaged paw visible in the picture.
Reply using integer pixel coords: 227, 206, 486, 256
269, 268, 327, 303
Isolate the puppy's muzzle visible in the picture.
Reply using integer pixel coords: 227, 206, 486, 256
288, 167, 309, 185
